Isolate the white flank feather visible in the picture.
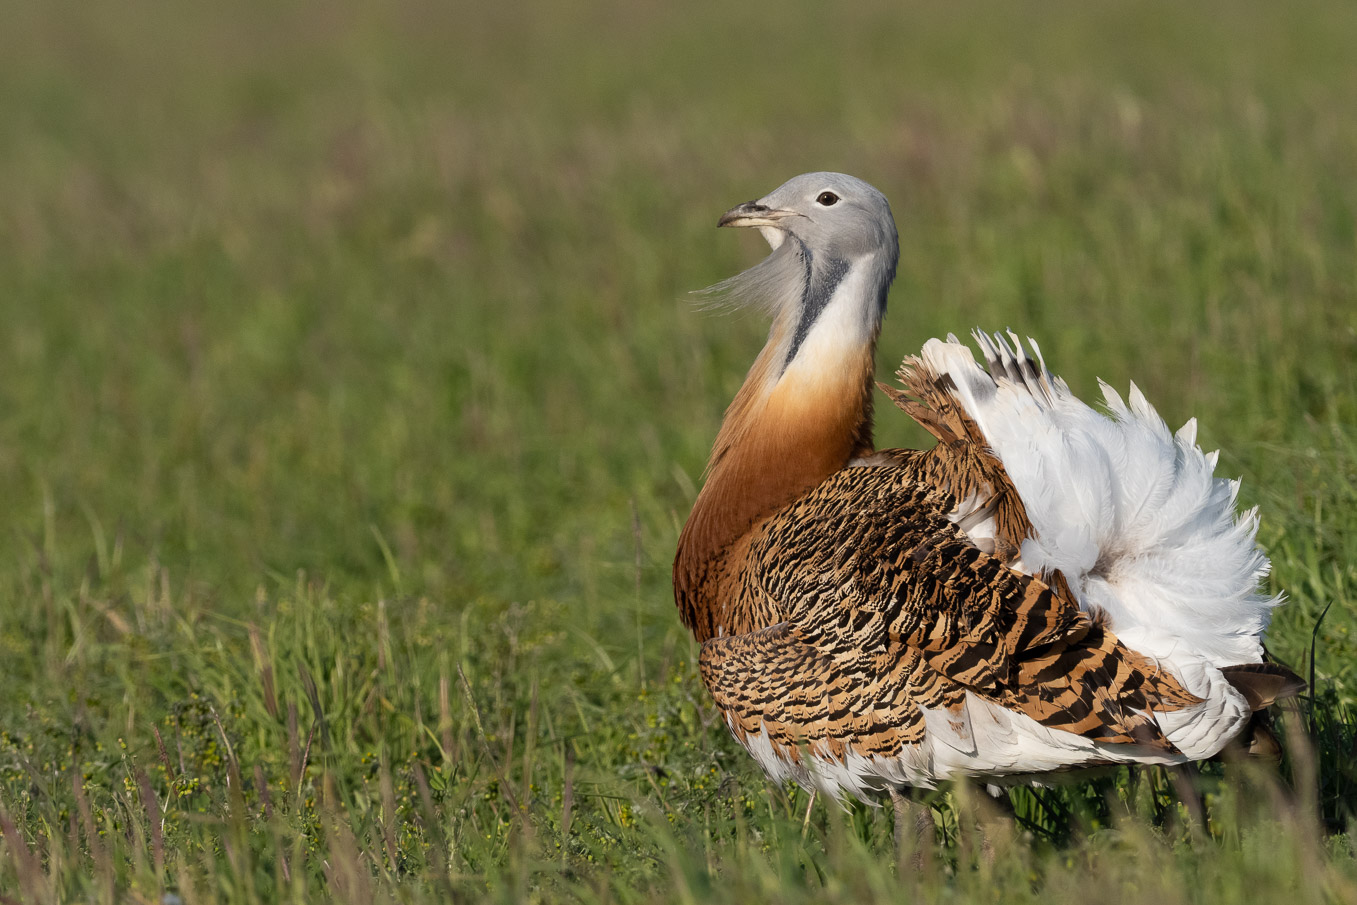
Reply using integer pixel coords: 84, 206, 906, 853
736, 691, 1210, 804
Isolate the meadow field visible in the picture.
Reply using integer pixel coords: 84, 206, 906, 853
1, 0, 1356, 901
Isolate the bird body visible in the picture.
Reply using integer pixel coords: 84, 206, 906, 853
674, 173, 1300, 803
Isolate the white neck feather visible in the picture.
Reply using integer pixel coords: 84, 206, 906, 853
779, 259, 887, 390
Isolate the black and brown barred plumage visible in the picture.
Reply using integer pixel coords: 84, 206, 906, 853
674, 173, 1301, 802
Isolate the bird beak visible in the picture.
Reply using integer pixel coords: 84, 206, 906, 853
717, 201, 798, 229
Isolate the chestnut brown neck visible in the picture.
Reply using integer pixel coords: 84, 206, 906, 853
673, 323, 878, 641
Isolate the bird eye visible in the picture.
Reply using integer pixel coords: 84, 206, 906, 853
816, 191, 840, 206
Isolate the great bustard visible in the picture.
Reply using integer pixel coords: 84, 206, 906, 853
673, 172, 1302, 834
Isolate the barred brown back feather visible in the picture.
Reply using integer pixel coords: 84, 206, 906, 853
880, 350, 1035, 561
696, 454, 1200, 769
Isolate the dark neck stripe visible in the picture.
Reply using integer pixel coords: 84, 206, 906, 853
784, 245, 850, 370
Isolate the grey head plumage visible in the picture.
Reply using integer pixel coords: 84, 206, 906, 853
701, 173, 900, 369
719, 172, 898, 262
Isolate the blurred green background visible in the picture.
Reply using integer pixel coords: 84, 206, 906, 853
0, 1, 1355, 902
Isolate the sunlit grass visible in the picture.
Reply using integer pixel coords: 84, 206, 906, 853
0, 0, 1355, 901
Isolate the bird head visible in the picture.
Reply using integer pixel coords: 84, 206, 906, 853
701, 173, 899, 364
718, 172, 898, 264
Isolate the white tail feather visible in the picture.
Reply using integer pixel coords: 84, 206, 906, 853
920, 332, 1280, 670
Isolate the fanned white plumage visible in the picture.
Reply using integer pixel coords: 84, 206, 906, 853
919, 331, 1281, 759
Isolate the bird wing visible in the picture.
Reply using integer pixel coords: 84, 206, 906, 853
701, 452, 1201, 769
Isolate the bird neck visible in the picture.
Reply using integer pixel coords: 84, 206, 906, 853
674, 267, 884, 639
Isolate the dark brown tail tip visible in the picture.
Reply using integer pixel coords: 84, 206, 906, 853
1221, 662, 1308, 711
1244, 717, 1283, 761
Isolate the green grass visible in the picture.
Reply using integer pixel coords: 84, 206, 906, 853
1, 0, 1356, 901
